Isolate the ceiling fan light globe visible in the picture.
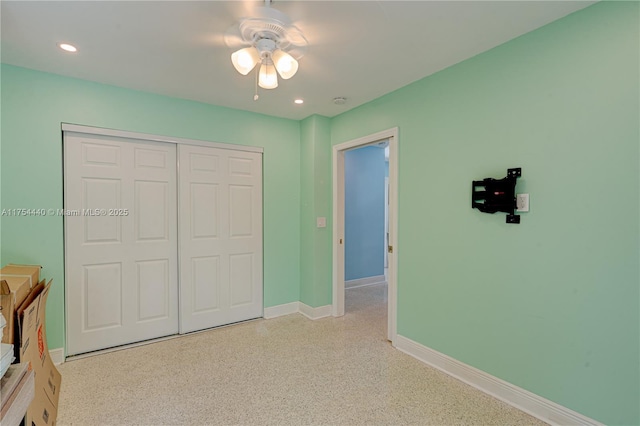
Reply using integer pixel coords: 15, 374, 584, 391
231, 47, 259, 75
258, 63, 278, 89
272, 50, 298, 79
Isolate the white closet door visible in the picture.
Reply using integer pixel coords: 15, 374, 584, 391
64, 133, 179, 356
179, 144, 263, 333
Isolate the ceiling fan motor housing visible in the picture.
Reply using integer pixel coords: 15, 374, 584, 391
256, 38, 277, 57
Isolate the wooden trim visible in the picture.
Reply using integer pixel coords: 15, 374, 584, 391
263, 302, 299, 319
395, 335, 603, 426
332, 127, 399, 344
49, 348, 65, 365
298, 303, 332, 320
61, 123, 264, 153
345, 275, 386, 289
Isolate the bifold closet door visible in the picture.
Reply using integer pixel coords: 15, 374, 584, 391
64, 133, 179, 356
178, 144, 263, 333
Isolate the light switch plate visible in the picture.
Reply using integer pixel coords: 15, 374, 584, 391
316, 217, 326, 228
516, 194, 529, 212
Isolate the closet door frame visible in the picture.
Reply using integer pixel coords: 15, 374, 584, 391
62, 124, 263, 155
62, 123, 263, 355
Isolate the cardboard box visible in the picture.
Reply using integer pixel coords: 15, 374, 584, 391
0, 264, 41, 309
0, 264, 42, 345
16, 280, 46, 351
19, 280, 61, 426
2, 264, 41, 287
0, 281, 15, 345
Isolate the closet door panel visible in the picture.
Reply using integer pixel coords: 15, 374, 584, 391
179, 144, 263, 333
65, 133, 179, 356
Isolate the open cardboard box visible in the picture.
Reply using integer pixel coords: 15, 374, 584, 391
18, 280, 61, 426
0, 281, 14, 344
0, 264, 42, 345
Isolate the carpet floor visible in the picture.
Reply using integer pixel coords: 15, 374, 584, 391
57, 283, 545, 425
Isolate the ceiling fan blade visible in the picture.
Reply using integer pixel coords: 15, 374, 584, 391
224, 24, 250, 49
285, 25, 307, 47
223, 8, 309, 60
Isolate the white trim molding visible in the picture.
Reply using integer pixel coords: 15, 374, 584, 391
332, 126, 399, 345
395, 335, 602, 426
263, 302, 332, 321
298, 303, 332, 320
345, 275, 386, 289
49, 348, 65, 365
264, 302, 299, 319
61, 123, 263, 153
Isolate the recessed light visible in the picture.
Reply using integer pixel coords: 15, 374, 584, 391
58, 43, 77, 53
294, 99, 304, 105
333, 97, 347, 105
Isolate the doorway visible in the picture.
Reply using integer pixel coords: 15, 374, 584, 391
332, 127, 398, 344
344, 143, 387, 288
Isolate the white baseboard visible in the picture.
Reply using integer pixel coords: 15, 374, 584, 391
263, 302, 332, 321
61, 302, 333, 362
345, 274, 386, 289
264, 302, 299, 319
49, 348, 65, 365
298, 303, 332, 320
395, 335, 602, 426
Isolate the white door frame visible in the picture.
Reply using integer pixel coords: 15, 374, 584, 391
385, 176, 389, 269
332, 127, 399, 344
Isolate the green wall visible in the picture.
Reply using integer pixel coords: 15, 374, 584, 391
300, 115, 332, 307
1, 2, 638, 424
329, 2, 639, 424
0, 64, 301, 350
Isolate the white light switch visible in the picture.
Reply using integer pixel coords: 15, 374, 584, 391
316, 217, 326, 228
516, 194, 529, 212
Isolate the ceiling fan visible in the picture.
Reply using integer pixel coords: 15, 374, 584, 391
224, 0, 308, 100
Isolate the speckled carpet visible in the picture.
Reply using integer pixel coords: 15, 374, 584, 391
56, 283, 545, 425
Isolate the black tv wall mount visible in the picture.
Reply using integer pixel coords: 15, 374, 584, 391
472, 168, 522, 224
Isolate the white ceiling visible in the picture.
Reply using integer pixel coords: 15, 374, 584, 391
1, 1, 594, 121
